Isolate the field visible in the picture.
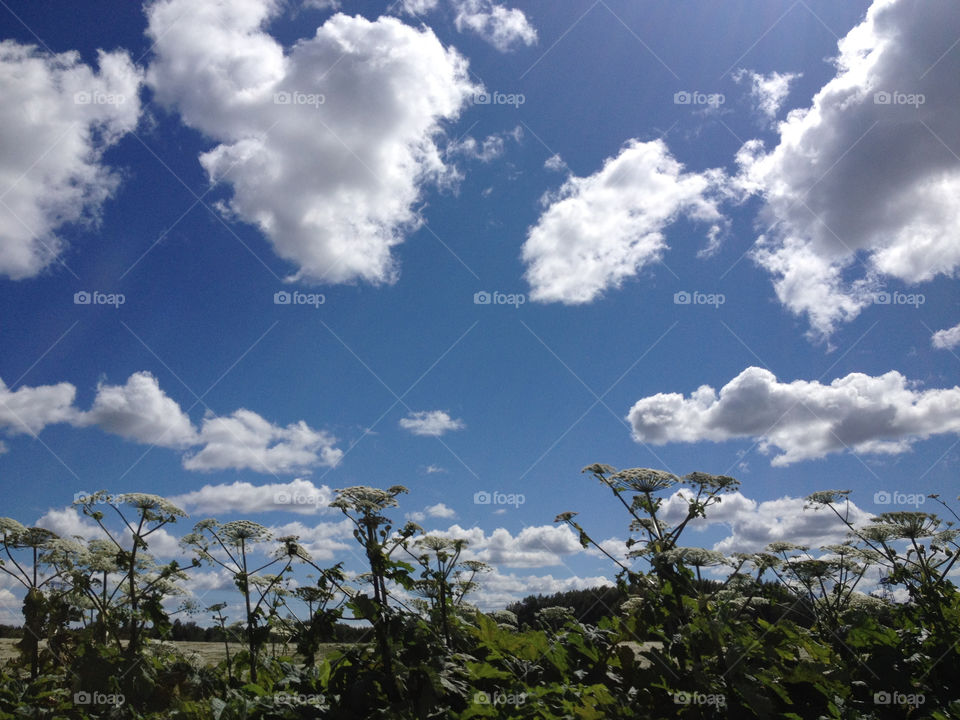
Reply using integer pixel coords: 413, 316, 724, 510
0, 638, 345, 666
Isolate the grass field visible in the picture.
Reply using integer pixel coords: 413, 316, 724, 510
0, 638, 346, 667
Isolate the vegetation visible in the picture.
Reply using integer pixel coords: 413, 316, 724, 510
0, 467, 958, 718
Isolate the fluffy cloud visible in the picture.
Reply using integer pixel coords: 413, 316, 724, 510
0, 378, 78, 434
627, 366, 960, 465
407, 502, 456, 522
446, 126, 521, 163
269, 518, 354, 560
472, 570, 613, 610
146, 2, 477, 285
733, 68, 800, 121
81, 371, 197, 448
932, 322, 960, 350
737, 0, 960, 338
0, 42, 142, 279
183, 410, 342, 473
450, 0, 537, 51
0, 372, 341, 474
35, 507, 100, 540
172, 478, 335, 515
399, 410, 465, 436
522, 139, 726, 304
428, 523, 584, 567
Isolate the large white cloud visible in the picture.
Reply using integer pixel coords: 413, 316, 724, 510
426, 523, 585, 567
737, 0, 960, 338
627, 366, 960, 465
81, 371, 198, 448
184, 411, 342, 473
145, 2, 478, 285
522, 139, 726, 304
0, 41, 141, 279
0, 372, 341, 474
0, 377, 78, 434
172, 478, 336, 515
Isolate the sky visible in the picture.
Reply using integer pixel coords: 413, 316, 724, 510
0, 0, 958, 620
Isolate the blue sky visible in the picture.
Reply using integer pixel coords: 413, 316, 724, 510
1, 0, 958, 616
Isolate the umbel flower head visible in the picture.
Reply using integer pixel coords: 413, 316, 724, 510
330, 485, 407, 514
609, 468, 679, 493
659, 547, 728, 568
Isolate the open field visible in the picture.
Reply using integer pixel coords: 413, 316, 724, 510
0, 638, 347, 666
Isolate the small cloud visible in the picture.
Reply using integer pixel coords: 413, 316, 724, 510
733, 68, 801, 122
424, 464, 447, 474
399, 410, 465, 436
932, 322, 960, 350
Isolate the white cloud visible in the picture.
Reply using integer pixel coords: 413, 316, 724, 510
522, 139, 726, 304
35, 507, 100, 540
446, 126, 520, 163
0, 41, 142, 279
407, 502, 456, 522
424, 464, 446, 474
399, 410, 465, 436
932, 322, 960, 350
0, 377, 78, 434
399, 0, 441, 14
427, 523, 584, 567
543, 153, 567, 172
627, 366, 960, 466
736, 0, 960, 338
450, 0, 537, 52
81, 371, 198, 448
183, 410, 342, 473
146, 3, 477, 285
269, 518, 354, 561
734, 68, 801, 121
472, 570, 613, 610
172, 478, 335, 515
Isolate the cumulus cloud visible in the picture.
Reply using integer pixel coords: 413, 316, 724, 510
734, 68, 801, 121
399, 410, 465, 436
427, 523, 584, 567
172, 478, 336, 515
0, 378, 78, 434
0, 41, 142, 279
736, 0, 960, 338
450, 0, 537, 51
146, 2, 477, 285
446, 126, 521, 163
472, 570, 613, 610
522, 139, 726, 304
269, 518, 354, 560
81, 371, 198, 448
0, 372, 341, 474
183, 410, 342, 474
35, 507, 100, 540
932, 322, 960, 350
407, 502, 456, 522
627, 366, 960, 466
